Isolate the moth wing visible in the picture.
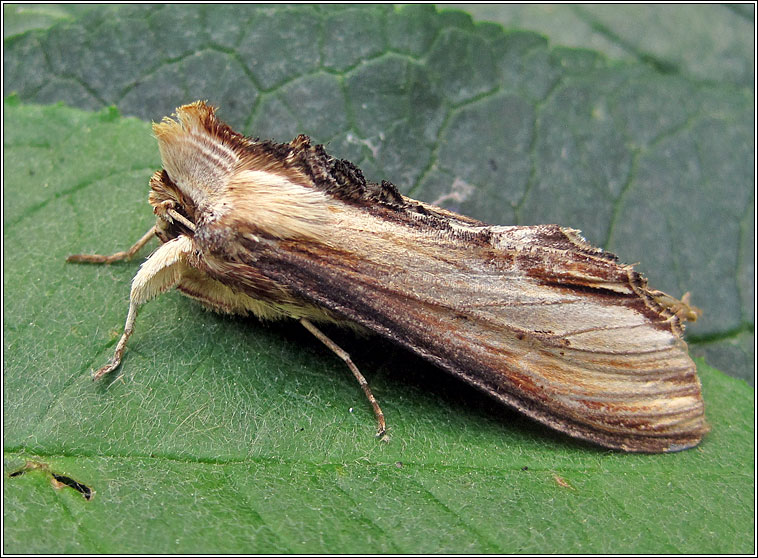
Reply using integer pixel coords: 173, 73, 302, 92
155, 104, 704, 452
251, 212, 706, 453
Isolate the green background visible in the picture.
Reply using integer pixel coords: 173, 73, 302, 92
3, 4, 754, 553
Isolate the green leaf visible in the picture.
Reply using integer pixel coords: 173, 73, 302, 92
448, 4, 755, 87
3, 5, 754, 554
2, 3, 89, 39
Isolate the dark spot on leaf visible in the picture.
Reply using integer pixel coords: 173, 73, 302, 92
51, 473, 94, 500
8, 461, 94, 501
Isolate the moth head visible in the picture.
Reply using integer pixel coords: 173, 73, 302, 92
151, 101, 241, 209
149, 102, 331, 244
148, 169, 198, 242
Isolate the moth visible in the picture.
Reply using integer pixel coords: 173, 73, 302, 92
68, 101, 708, 453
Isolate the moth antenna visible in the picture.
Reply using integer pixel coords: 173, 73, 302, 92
300, 318, 388, 441
67, 226, 157, 264
166, 209, 196, 232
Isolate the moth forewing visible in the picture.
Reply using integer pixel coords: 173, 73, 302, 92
248, 212, 707, 452
68, 101, 707, 453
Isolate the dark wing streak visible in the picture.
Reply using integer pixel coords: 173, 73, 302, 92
551, 383, 702, 401
552, 344, 681, 356
460, 298, 600, 309
560, 321, 673, 338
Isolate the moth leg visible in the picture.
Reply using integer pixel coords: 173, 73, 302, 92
67, 226, 157, 264
92, 235, 192, 380
299, 318, 388, 441
93, 301, 138, 380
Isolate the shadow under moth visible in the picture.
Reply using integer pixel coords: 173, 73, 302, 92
68, 101, 708, 453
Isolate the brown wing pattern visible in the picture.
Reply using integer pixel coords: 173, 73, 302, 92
154, 103, 705, 452
235, 203, 706, 453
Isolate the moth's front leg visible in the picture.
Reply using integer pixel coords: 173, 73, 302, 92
69, 234, 193, 379
93, 300, 138, 380
67, 226, 157, 264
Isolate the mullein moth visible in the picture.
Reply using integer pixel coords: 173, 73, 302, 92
68, 101, 708, 452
